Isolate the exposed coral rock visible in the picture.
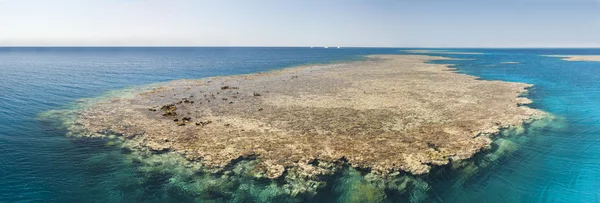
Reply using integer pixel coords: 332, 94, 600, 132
69, 55, 545, 195
146, 141, 170, 152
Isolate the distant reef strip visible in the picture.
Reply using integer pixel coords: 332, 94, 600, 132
545, 55, 600, 62
61, 55, 546, 199
401, 50, 485, 55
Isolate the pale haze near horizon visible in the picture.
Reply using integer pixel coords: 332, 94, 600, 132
0, 0, 599, 47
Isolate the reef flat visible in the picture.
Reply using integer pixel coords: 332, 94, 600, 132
545, 55, 600, 62
401, 50, 484, 55
67, 55, 544, 197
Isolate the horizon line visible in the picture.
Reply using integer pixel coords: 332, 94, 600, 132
1, 46, 600, 49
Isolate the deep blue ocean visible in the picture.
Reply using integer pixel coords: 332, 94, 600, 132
1, 47, 600, 202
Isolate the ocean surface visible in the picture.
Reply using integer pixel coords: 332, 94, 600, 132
1, 47, 600, 202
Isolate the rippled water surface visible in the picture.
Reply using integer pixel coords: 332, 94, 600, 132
1, 47, 600, 202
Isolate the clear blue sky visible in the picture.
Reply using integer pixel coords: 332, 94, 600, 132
0, 0, 599, 47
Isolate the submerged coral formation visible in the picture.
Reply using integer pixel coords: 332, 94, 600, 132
64, 55, 545, 198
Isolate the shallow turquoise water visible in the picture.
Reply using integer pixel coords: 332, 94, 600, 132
1, 47, 600, 202
424, 49, 600, 202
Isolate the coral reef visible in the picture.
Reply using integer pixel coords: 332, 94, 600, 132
64, 55, 546, 197
545, 55, 600, 62
401, 50, 484, 55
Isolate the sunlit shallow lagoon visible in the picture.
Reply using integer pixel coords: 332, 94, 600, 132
2, 47, 600, 202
